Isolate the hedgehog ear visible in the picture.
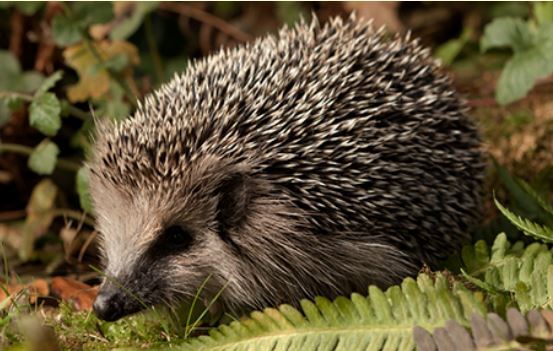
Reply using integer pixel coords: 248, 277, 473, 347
216, 171, 253, 233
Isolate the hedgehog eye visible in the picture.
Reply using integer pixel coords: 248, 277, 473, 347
162, 225, 193, 249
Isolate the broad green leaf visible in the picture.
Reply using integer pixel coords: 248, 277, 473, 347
480, 17, 533, 53
29, 93, 61, 136
76, 167, 93, 213
19, 71, 45, 93
51, 14, 82, 47
495, 47, 553, 105
0, 50, 44, 92
0, 50, 22, 90
110, 2, 159, 40
35, 71, 63, 97
73, 2, 114, 27
27, 139, 59, 175
101, 54, 129, 72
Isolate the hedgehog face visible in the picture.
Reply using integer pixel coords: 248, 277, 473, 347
90, 154, 253, 321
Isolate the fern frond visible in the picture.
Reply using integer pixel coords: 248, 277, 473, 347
414, 308, 553, 351
461, 233, 553, 313
519, 180, 553, 224
177, 273, 487, 351
494, 196, 553, 243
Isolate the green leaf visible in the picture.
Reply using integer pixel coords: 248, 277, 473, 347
480, 17, 533, 53
460, 233, 553, 312
20, 71, 45, 93
276, 2, 308, 26
495, 46, 553, 104
0, 50, 44, 92
27, 139, 59, 175
534, 2, 553, 25
435, 28, 472, 65
12, 2, 43, 15
178, 273, 487, 351
101, 54, 129, 72
51, 14, 82, 47
29, 93, 61, 136
0, 50, 22, 90
35, 71, 63, 97
73, 2, 114, 27
76, 167, 93, 213
110, 2, 159, 40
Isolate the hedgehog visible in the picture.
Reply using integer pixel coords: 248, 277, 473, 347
90, 15, 484, 322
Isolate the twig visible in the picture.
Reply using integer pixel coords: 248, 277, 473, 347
0, 142, 82, 173
65, 104, 90, 121
9, 9, 24, 58
159, 2, 252, 42
468, 98, 498, 108
78, 231, 98, 263
0, 91, 32, 101
0, 210, 26, 221
49, 208, 95, 228
145, 14, 164, 84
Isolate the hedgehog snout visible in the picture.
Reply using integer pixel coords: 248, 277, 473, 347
93, 283, 143, 321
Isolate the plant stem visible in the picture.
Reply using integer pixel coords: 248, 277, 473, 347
145, 14, 164, 84
0, 143, 82, 172
49, 208, 95, 227
65, 104, 90, 121
159, 2, 252, 42
0, 91, 32, 101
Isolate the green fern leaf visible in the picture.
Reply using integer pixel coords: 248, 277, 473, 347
461, 233, 553, 313
177, 274, 487, 351
494, 196, 553, 243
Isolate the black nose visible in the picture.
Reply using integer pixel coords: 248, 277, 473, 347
93, 286, 125, 321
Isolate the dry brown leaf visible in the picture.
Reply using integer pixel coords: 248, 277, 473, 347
51, 277, 98, 311
63, 40, 140, 102
0, 278, 50, 308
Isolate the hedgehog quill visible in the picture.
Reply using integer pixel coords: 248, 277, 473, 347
90, 15, 484, 321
